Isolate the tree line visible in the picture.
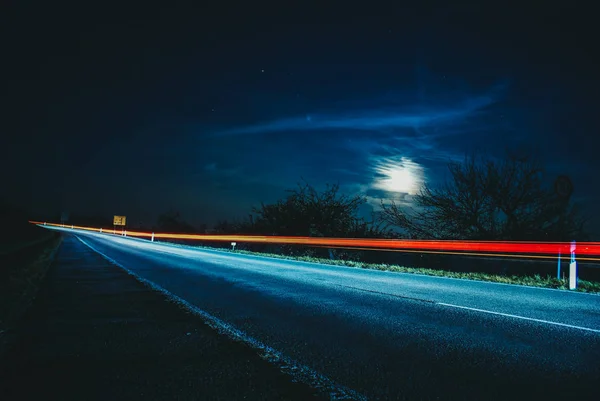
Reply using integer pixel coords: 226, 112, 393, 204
160, 152, 588, 242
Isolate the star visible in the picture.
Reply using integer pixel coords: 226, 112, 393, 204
261, 69, 265, 73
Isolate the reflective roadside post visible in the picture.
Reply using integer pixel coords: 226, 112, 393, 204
151, 232, 155, 242
569, 241, 577, 290
100, 228, 102, 233
554, 175, 574, 285
231, 242, 236, 251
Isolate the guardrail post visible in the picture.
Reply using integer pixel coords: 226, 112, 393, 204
124, 230, 127, 237
569, 241, 577, 290
151, 232, 154, 242
100, 228, 102, 233
71, 225, 74, 229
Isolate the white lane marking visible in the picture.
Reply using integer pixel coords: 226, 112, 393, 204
75, 236, 367, 401
339, 284, 600, 333
438, 303, 600, 333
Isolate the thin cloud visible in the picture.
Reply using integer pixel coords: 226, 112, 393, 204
197, 80, 510, 214
212, 83, 507, 137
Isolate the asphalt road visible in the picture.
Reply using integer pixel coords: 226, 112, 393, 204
39, 229, 600, 399
0, 235, 330, 401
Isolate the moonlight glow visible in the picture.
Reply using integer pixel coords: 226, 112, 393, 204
372, 157, 425, 195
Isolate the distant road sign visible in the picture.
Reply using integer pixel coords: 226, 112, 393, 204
113, 215, 127, 226
554, 176, 573, 199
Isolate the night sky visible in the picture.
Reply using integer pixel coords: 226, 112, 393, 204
3, 2, 599, 235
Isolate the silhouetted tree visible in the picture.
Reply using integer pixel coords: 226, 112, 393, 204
156, 210, 196, 233
381, 152, 588, 241
250, 180, 392, 238
213, 219, 238, 234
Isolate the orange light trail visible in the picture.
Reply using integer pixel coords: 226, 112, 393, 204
29, 221, 600, 258
312, 245, 600, 262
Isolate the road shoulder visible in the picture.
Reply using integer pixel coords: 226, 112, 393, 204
0, 236, 327, 401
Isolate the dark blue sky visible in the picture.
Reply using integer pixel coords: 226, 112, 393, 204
3, 2, 599, 234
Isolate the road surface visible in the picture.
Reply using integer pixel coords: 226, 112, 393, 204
0, 235, 330, 401
35, 229, 600, 399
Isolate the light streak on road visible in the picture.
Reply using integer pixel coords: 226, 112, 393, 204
311, 245, 600, 262
30, 221, 600, 258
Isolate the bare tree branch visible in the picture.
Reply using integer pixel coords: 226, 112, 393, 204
381, 152, 587, 241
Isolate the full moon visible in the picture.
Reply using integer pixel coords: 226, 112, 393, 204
386, 167, 415, 193
372, 157, 424, 195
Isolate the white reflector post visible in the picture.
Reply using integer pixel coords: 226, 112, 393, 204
231, 241, 236, 250
569, 241, 577, 290
151, 232, 154, 242
569, 262, 577, 290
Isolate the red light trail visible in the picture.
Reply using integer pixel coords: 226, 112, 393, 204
29, 221, 600, 259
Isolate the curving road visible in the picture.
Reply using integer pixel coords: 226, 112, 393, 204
51, 228, 600, 400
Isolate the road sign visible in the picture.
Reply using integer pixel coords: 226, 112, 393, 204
113, 215, 127, 226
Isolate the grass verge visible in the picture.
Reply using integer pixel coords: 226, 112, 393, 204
158, 241, 600, 294
0, 235, 62, 351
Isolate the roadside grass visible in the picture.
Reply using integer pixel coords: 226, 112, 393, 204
160, 241, 600, 294
0, 235, 62, 341
0, 233, 56, 255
